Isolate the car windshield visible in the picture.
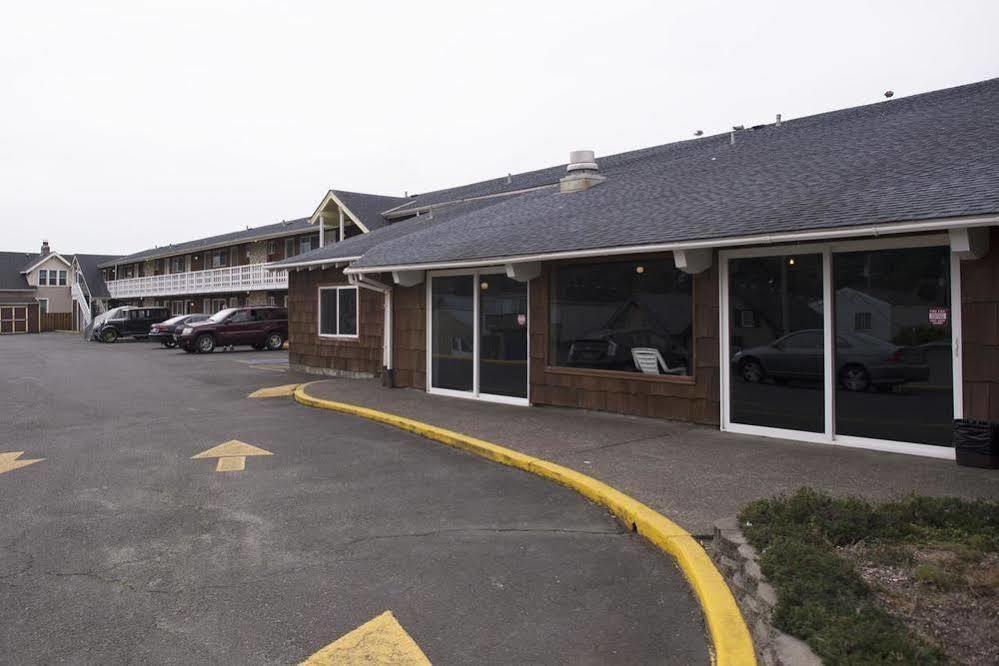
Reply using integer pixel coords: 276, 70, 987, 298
162, 315, 186, 326
105, 307, 127, 319
207, 308, 238, 323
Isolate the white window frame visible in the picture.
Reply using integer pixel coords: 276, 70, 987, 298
425, 267, 530, 407
317, 285, 359, 339
58, 270, 67, 286
38, 269, 47, 286
719, 233, 960, 460
37, 298, 49, 315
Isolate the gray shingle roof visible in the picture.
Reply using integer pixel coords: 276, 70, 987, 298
0, 252, 33, 290
348, 78, 999, 270
0, 291, 38, 305
99, 218, 313, 268
74, 254, 122, 299
332, 190, 409, 231
272, 198, 508, 268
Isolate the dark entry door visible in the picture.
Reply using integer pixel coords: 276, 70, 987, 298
478, 274, 528, 399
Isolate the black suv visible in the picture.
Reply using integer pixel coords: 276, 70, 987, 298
93, 306, 171, 343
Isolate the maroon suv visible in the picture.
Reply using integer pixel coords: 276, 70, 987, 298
177, 306, 288, 354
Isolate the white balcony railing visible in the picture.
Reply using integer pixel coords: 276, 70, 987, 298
106, 263, 288, 299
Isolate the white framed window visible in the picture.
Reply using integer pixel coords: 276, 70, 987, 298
170, 256, 187, 273
318, 286, 358, 338
38, 269, 47, 285
211, 249, 228, 268
58, 270, 67, 286
300, 235, 318, 255
37, 298, 48, 315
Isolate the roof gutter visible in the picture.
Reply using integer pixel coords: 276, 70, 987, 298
343, 212, 999, 274
267, 256, 363, 271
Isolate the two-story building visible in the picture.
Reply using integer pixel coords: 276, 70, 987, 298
1, 241, 119, 334
92, 218, 325, 319
93, 192, 407, 321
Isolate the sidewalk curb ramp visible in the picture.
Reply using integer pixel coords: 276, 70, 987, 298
294, 381, 756, 665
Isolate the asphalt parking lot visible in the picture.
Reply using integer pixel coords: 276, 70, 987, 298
0, 333, 708, 664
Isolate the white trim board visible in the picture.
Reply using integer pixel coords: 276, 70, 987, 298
308, 190, 371, 233
21, 252, 72, 274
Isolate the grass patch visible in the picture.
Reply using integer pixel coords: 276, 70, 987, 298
739, 488, 999, 665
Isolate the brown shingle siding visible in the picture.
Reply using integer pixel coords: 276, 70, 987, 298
288, 267, 384, 377
961, 227, 999, 420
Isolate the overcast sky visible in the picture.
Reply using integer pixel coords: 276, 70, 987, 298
1, 1, 995, 255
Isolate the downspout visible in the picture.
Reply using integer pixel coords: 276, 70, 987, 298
347, 273, 394, 386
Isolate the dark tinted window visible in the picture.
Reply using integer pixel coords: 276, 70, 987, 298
833, 246, 952, 446
338, 290, 357, 336
549, 259, 692, 375
319, 290, 338, 335
728, 254, 825, 433
272, 308, 287, 320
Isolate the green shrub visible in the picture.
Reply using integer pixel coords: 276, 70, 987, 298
735, 488, 999, 664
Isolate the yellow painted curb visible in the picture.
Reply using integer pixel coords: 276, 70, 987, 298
294, 382, 756, 665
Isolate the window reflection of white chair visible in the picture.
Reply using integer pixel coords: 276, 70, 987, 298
631, 347, 686, 375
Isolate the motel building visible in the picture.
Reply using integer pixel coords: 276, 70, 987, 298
87, 191, 409, 327
272, 78, 999, 460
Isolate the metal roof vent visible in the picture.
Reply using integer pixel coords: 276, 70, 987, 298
560, 150, 605, 193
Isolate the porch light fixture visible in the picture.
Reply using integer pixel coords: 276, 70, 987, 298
635, 265, 645, 274
788, 257, 796, 266
480, 281, 489, 290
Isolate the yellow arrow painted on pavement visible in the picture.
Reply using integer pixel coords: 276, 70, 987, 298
192, 440, 273, 472
301, 611, 430, 665
248, 384, 300, 399
0, 451, 44, 476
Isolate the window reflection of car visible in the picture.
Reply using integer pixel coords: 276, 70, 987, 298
567, 328, 687, 372
731, 329, 930, 391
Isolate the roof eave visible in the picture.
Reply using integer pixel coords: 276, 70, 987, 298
344, 212, 999, 274
267, 256, 363, 271
20, 252, 72, 274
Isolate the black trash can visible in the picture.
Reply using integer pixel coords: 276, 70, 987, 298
953, 419, 999, 469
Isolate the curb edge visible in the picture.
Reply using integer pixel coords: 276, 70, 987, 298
294, 381, 756, 666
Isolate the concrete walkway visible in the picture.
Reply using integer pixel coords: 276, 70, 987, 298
300, 378, 999, 534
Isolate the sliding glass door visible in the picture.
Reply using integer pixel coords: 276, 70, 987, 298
722, 238, 958, 457
728, 253, 825, 433
832, 246, 953, 446
429, 270, 529, 404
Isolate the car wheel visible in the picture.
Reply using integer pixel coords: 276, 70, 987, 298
100, 328, 119, 343
739, 358, 765, 383
162, 340, 177, 349
264, 332, 284, 351
196, 334, 216, 354
840, 364, 870, 392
